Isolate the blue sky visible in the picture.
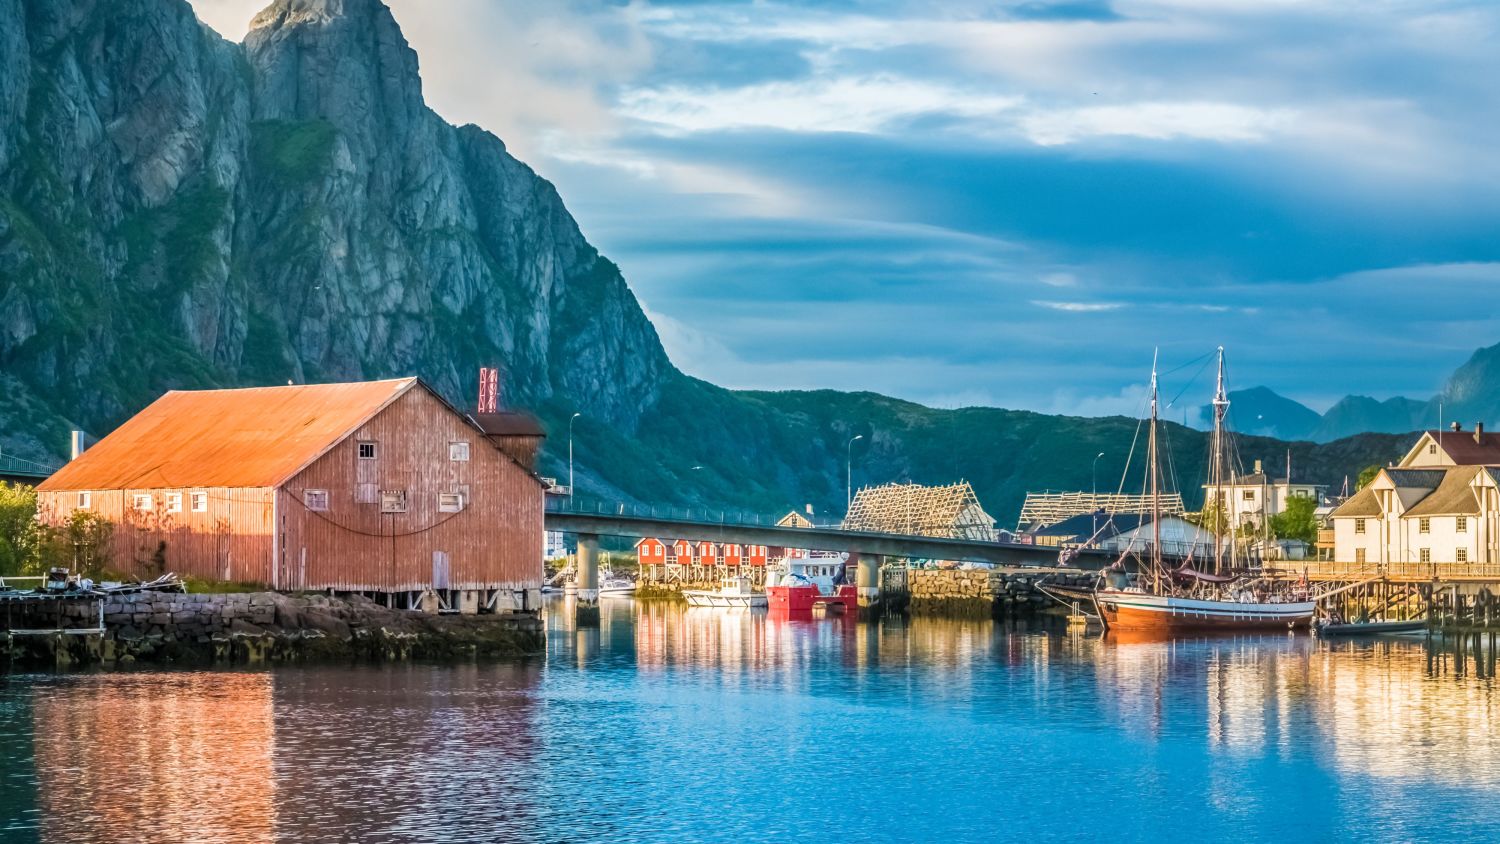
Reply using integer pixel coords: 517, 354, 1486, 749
193, 0, 1500, 415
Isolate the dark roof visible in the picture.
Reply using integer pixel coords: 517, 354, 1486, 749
474, 411, 546, 438
1030, 511, 1148, 540
1384, 468, 1447, 489
1423, 430, 1500, 465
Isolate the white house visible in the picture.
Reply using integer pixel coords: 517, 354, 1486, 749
1202, 459, 1326, 529
1329, 425, 1500, 567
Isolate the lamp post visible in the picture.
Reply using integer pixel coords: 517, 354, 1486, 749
846, 435, 864, 513
1092, 452, 1105, 498
568, 412, 581, 496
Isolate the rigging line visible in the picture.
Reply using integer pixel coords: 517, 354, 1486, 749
1159, 348, 1215, 378
1164, 353, 1216, 415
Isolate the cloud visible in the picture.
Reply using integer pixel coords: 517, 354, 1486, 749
1020, 101, 1296, 145
1031, 300, 1125, 312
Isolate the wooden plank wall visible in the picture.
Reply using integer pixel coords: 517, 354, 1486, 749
278, 387, 544, 592
36, 487, 275, 583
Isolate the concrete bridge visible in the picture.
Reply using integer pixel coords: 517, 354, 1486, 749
543, 499, 1120, 615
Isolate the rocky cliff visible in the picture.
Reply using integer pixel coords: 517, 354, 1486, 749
0, 0, 666, 460
0, 0, 1408, 519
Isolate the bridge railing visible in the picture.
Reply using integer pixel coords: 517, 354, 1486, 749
545, 496, 844, 532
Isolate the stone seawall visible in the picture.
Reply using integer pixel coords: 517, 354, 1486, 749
2, 592, 544, 669
906, 568, 1095, 618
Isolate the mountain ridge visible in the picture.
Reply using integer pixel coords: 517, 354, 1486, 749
0, 0, 1432, 522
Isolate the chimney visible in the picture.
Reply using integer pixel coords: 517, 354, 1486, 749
1475, 422, 1484, 444
1450, 421, 1462, 432
1253, 459, 1262, 475
70, 430, 86, 460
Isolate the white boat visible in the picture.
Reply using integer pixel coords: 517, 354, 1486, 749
598, 571, 637, 598
683, 576, 767, 608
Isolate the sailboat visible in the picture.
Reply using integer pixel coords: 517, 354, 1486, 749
1092, 348, 1316, 633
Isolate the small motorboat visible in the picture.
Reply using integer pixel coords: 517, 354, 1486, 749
683, 575, 766, 608
1315, 617, 1427, 637
598, 570, 637, 598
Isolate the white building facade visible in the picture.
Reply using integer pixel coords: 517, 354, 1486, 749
1202, 460, 1326, 529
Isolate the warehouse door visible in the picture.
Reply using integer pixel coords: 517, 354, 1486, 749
432, 551, 451, 590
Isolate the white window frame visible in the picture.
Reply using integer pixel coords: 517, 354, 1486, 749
305, 489, 329, 512
1419, 548, 1431, 563
1419, 517, 1431, 534
380, 489, 408, 514
358, 441, 378, 460
438, 492, 464, 513
1457, 515, 1467, 532
166, 492, 183, 513
132, 493, 153, 512
191, 491, 208, 513
449, 441, 470, 462
77, 491, 91, 510
1355, 518, 1366, 534
1457, 548, 1469, 563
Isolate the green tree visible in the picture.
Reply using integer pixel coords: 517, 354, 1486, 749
0, 482, 43, 576
1270, 495, 1318, 545
1196, 502, 1231, 537
1356, 465, 1382, 490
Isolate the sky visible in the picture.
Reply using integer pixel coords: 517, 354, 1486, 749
191, 0, 1500, 416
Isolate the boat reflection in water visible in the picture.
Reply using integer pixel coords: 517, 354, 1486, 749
2, 602, 1499, 842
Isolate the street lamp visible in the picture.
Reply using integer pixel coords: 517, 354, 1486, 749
568, 412, 581, 496
846, 435, 864, 512
1092, 452, 1105, 497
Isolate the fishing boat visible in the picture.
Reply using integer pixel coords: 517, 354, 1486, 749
1314, 617, 1426, 636
1093, 349, 1315, 634
683, 575, 767, 608
766, 551, 857, 615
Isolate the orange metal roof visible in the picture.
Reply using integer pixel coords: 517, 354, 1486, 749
39, 378, 418, 492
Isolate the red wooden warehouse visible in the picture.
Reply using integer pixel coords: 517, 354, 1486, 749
35, 378, 545, 612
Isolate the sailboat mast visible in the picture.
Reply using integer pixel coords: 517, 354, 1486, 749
1212, 347, 1228, 576
1149, 351, 1162, 592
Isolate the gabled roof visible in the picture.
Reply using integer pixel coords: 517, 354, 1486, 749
1401, 430, 1500, 466
1330, 486, 1382, 518
39, 379, 419, 491
1383, 468, 1448, 489
1403, 466, 1483, 517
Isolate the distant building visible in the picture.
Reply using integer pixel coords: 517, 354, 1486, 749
1028, 511, 1218, 560
1017, 491, 1185, 531
776, 510, 815, 529
637, 537, 771, 584
842, 481, 1000, 542
1329, 424, 1500, 567
1202, 459, 1326, 529
35, 378, 544, 611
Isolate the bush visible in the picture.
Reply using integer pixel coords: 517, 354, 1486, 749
0, 483, 115, 578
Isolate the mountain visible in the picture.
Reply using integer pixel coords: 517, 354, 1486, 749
1197, 387, 1322, 441
1310, 395, 1430, 443
0, 0, 1410, 523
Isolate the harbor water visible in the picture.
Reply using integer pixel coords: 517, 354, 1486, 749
3, 599, 1499, 843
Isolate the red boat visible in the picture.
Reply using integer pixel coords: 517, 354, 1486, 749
766, 551, 858, 616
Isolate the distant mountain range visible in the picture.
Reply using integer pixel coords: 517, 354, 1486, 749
1198, 342, 1500, 443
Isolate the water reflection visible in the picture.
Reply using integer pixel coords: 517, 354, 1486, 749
0, 605, 1496, 842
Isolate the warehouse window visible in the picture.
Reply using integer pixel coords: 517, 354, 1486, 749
438, 492, 464, 513
1355, 518, 1366, 534
132, 494, 153, 511
166, 492, 183, 513
1457, 548, 1469, 563
76, 492, 91, 510
1420, 548, 1431, 563
191, 491, 208, 512
1419, 517, 1431, 533
305, 489, 329, 511
449, 441, 470, 462
358, 441, 378, 460
1457, 516, 1468, 532
380, 489, 407, 513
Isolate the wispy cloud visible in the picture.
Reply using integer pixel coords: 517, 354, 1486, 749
1032, 300, 1125, 312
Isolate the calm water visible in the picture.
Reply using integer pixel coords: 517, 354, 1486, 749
2, 600, 1499, 843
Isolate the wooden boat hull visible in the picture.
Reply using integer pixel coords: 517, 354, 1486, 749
1095, 590, 1314, 633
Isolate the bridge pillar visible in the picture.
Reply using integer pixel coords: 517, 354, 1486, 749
856, 553, 881, 608
576, 533, 600, 626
